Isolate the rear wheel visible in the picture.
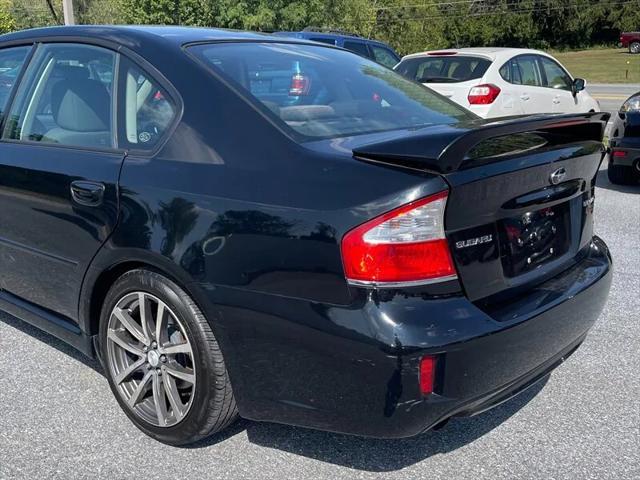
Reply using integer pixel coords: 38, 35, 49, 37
99, 268, 238, 445
630, 42, 640, 54
607, 162, 637, 185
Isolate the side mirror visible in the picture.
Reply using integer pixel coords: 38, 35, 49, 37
572, 78, 586, 96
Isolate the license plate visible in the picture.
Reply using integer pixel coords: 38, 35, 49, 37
499, 203, 571, 277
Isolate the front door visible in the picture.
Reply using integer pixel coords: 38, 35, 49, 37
0, 42, 124, 321
537, 55, 578, 113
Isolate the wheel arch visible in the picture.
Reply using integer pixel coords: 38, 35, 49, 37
78, 248, 212, 338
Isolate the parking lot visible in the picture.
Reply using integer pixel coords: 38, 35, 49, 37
1, 99, 639, 479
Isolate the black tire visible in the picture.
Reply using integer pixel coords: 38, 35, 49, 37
607, 163, 637, 185
630, 41, 640, 54
99, 268, 238, 445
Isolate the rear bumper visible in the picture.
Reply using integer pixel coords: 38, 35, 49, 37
206, 237, 612, 438
609, 144, 640, 168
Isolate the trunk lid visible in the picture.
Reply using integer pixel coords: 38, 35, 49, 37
422, 79, 477, 107
353, 112, 610, 301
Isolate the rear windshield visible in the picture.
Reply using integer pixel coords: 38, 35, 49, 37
187, 43, 473, 140
395, 55, 491, 84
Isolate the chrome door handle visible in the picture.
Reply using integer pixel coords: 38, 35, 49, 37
70, 180, 105, 207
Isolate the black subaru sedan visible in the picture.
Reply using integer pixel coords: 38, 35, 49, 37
0, 26, 612, 445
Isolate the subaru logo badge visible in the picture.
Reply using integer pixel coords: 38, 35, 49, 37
549, 167, 567, 185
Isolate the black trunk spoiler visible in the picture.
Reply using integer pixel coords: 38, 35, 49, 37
352, 112, 611, 174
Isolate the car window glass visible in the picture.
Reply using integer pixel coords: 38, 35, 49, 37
400, 56, 491, 83
310, 37, 336, 46
515, 56, 542, 86
343, 41, 370, 58
120, 58, 176, 149
189, 43, 474, 140
3, 43, 115, 149
370, 46, 399, 69
0, 46, 30, 121
539, 56, 572, 90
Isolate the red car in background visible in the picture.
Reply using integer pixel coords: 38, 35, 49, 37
620, 31, 640, 53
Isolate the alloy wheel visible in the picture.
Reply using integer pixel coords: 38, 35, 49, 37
106, 291, 196, 427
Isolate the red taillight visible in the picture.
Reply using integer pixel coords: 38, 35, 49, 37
468, 84, 501, 105
419, 356, 437, 395
341, 191, 457, 286
289, 73, 311, 96
612, 150, 627, 157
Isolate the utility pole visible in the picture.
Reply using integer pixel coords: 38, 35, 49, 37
62, 0, 75, 25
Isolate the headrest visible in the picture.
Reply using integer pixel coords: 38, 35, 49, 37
51, 75, 110, 132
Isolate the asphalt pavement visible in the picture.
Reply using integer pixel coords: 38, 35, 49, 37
1, 95, 639, 480
588, 83, 639, 115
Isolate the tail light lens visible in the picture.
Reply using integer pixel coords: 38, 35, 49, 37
289, 73, 311, 96
341, 191, 457, 286
468, 84, 501, 105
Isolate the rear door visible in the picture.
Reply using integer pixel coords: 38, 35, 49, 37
0, 42, 124, 321
512, 55, 551, 114
537, 55, 578, 113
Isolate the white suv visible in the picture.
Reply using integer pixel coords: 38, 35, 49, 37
394, 48, 600, 118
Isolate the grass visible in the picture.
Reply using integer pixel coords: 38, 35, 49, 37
553, 48, 640, 84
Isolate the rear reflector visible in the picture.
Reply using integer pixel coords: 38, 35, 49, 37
341, 191, 457, 286
419, 356, 437, 395
612, 150, 627, 157
468, 84, 501, 105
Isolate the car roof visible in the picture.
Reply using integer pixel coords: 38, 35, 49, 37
273, 31, 392, 47
400, 47, 548, 62
0, 25, 320, 48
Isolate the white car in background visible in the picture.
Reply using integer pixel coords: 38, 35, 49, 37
394, 48, 600, 118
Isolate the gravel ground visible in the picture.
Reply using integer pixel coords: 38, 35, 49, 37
0, 165, 638, 480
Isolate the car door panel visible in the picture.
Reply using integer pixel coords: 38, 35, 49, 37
0, 42, 123, 322
0, 144, 124, 320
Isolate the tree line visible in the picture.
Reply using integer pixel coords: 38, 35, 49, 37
1, 0, 639, 55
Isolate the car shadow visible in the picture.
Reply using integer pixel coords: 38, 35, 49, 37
191, 379, 549, 472
0, 312, 103, 374
2, 311, 548, 471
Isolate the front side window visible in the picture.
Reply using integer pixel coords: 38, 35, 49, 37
539, 56, 572, 90
370, 46, 399, 69
0, 46, 30, 121
3, 43, 115, 149
119, 58, 176, 149
188, 43, 473, 140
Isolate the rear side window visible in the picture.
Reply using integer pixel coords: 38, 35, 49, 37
3, 43, 115, 149
396, 56, 491, 83
513, 55, 542, 86
310, 37, 336, 46
118, 57, 176, 150
370, 46, 399, 69
0, 46, 30, 121
343, 41, 370, 58
188, 43, 473, 140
